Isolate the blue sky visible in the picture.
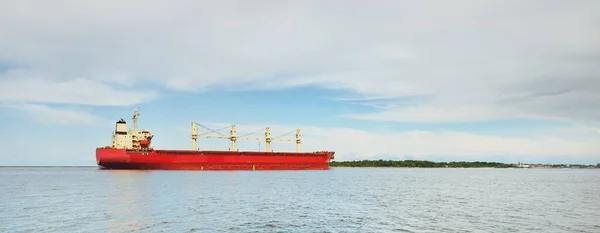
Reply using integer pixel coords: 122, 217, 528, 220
1, 0, 600, 166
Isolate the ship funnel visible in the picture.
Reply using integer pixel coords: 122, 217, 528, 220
115, 118, 127, 134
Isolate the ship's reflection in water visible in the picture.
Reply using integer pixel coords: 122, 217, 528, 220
97, 169, 319, 232
99, 169, 217, 232
102, 170, 152, 232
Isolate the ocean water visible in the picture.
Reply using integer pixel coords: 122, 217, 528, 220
0, 167, 599, 233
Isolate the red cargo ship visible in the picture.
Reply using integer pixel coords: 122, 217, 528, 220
96, 109, 335, 170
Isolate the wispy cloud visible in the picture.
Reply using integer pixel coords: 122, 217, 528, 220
0, 75, 159, 106
343, 106, 539, 123
0, 103, 110, 126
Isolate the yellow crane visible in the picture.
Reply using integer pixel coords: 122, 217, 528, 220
191, 122, 301, 152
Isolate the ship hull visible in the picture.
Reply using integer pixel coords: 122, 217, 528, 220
96, 148, 335, 170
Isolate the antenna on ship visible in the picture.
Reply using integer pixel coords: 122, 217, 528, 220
132, 108, 140, 131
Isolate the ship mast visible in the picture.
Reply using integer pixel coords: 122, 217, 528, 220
132, 108, 140, 131
230, 124, 237, 151
265, 127, 272, 152
191, 122, 199, 150
296, 129, 301, 152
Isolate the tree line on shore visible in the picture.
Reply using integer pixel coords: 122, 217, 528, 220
329, 160, 600, 168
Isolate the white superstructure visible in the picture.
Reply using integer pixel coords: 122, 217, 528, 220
111, 109, 154, 149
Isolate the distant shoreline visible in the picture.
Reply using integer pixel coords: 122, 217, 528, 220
329, 160, 600, 169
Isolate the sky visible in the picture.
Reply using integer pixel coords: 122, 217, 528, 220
1, 0, 600, 166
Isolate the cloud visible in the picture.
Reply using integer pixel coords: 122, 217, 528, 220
0, 75, 159, 106
1, 0, 599, 125
1, 103, 110, 126
344, 106, 537, 123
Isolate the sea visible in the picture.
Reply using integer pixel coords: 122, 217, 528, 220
1, 167, 599, 233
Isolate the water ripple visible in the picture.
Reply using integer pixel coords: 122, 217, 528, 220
1, 167, 599, 232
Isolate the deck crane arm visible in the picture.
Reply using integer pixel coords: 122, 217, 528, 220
190, 122, 302, 152
191, 122, 233, 150
269, 129, 301, 152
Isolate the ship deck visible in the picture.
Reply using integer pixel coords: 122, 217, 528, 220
122, 149, 334, 157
